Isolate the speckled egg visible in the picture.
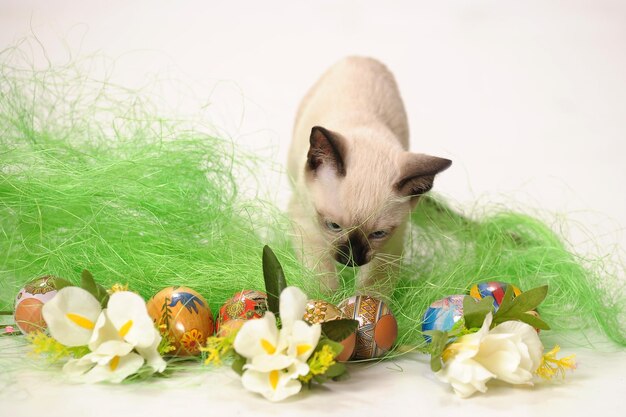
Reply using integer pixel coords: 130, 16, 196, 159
421, 295, 466, 338
338, 295, 398, 360
303, 299, 344, 324
14, 276, 59, 334
146, 286, 213, 356
469, 281, 522, 310
215, 290, 268, 336
303, 299, 356, 362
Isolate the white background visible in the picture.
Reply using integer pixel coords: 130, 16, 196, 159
0, 1, 624, 416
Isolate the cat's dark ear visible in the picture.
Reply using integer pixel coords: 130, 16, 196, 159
395, 153, 452, 197
306, 126, 347, 176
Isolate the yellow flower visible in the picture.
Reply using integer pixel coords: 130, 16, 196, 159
108, 283, 129, 294
200, 335, 235, 366
299, 344, 337, 383
27, 331, 89, 363
536, 345, 576, 380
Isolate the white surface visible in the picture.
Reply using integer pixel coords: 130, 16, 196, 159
0, 1, 625, 416
0, 335, 624, 417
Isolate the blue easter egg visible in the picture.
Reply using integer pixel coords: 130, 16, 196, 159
421, 295, 466, 341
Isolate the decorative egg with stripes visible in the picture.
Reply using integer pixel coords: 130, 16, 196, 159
421, 295, 466, 340
338, 295, 398, 360
469, 281, 522, 310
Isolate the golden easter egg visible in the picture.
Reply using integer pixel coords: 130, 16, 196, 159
14, 276, 59, 334
303, 299, 356, 362
146, 286, 214, 356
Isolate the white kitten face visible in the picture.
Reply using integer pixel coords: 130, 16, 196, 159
307, 134, 411, 266
305, 126, 451, 267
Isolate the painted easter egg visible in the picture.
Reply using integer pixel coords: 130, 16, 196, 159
469, 281, 522, 311
303, 299, 356, 362
146, 286, 214, 356
303, 299, 344, 324
338, 295, 398, 360
14, 276, 59, 334
215, 290, 268, 336
421, 295, 466, 338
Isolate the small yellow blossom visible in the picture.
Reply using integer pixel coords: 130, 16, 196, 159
299, 345, 337, 383
201, 335, 236, 366
27, 331, 88, 363
536, 345, 576, 380
108, 283, 129, 294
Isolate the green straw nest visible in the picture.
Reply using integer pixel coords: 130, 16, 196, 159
1, 50, 623, 349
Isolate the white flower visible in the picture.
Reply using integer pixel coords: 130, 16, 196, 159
42, 288, 166, 380
42, 287, 103, 347
63, 340, 144, 383
241, 365, 304, 402
233, 287, 321, 401
436, 313, 544, 398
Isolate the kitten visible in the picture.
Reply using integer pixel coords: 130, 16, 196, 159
287, 56, 451, 293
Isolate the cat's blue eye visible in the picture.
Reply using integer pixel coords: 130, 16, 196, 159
325, 220, 342, 232
369, 230, 388, 239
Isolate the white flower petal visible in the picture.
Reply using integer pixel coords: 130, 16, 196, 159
278, 287, 308, 331
106, 292, 155, 348
42, 287, 102, 347
135, 329, 167, 373
246, 353, 295, 373
489, 320, 544, 372
436, 312, 545, 397
234, 312, 279, 360
287, 320, 321, 362
88, 311, 121, 351
63, 355, 96, 377
89, 340, 135, 365
241, 368, 302, 402
81, 352, 145, 384
436, 358, 494, 398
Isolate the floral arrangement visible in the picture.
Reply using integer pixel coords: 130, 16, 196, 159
7, 247, 576, 401
33, 271, 166, 382
425, 285, 576, 397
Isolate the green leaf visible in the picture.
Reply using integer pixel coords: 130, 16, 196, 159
323, 362, 347, 378
517, 312, 551, 330
262, 245, 288, 315
81, 269, 98, 296
423, 330, 448, 372
505, 285, 548, 317
316, 337, 345, 357
231, 353, 246, 376
493, 285, 549, 327
321, 319, 359, 342
463, 295, 494, 329
430, 352, 443, 372
493, 284, 516, 318
51, 277, 73, 290
80, 270, 109, 307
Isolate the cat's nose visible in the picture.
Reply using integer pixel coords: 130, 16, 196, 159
335, 244, 370, 267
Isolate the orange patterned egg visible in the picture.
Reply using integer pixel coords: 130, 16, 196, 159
14, 276, 59, 334
146, 286, 213, 356
338, 295, 398, 360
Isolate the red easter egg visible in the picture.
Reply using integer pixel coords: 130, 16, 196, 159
215, 290, 268, 335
